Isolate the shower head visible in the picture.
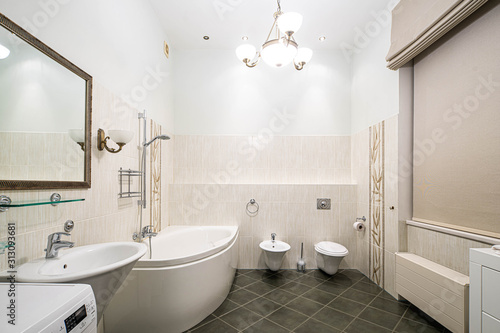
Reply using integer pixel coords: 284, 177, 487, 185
144, 134, 170, 147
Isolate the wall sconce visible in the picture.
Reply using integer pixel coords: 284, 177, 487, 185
97, 128, 134, 154
68, 129, 85, 151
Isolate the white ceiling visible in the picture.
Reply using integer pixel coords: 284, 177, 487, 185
148, 0, 393, 50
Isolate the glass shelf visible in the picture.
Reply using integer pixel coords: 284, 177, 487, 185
0, 197, 84, 209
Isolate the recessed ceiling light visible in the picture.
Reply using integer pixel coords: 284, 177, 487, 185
319, 36, 326, 42
203, 36, 210, 40
242, 36, 248, 41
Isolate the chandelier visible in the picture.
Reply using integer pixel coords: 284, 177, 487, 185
235, 0, 312, 70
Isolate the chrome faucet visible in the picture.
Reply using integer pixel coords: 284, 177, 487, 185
142, 225, 158, 239
271, 233, 276, 241
45, 232, 74, 259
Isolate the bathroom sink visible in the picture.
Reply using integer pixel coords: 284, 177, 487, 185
17, 242, 146, 282
17, 242, 147, 322
259, 240, 291, 252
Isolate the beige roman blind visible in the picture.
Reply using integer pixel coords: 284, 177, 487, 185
386, 0, 489, 70
413, 1, 500, 238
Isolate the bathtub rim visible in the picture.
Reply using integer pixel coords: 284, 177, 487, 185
135, 225, 239, 269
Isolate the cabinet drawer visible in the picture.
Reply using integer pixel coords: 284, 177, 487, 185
482, 267, 500, 319
482, 312, 500, 333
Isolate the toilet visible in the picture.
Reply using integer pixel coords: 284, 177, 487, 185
315, 241, 349, 275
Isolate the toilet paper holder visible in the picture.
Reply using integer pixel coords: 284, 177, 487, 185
356, 216, 366, 222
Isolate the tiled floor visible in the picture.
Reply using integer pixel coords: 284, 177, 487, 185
186, 269, 452, 333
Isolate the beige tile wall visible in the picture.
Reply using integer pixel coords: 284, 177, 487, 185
173, 136, 352, 185
0, 82, 170, 272
407, 225, 490, 275
351, 128, 370, 277
0, 132, 84, 181
168, 183, 358, 270
169, 134, 358, 270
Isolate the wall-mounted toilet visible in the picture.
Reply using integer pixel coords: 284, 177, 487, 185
315, 241, 348, 275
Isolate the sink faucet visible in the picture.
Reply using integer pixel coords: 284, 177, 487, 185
45, 232, 74, 259
271, 233, 276, 241
142, 225, 158, 239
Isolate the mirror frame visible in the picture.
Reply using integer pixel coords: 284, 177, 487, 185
0, 12, 92, 190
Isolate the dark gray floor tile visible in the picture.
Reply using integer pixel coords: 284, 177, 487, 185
395, 318, 444, 333
245, 281, 276, 295
226, 289, 259, 305
264, 288, 298, 305
344, 318, 392, 333
341, 288, 377, 304
245, 270, 277, 281
351, 280, 383, 295
294, 318, 342, 333
315, 280, 349, 295
279, 281, 311, 295
237, 269, 254, 276
370, 296, 409, 316
220, 307, 263, 331
294, 275, 323, 288
262, 275, 290, 287
278, 269, 304, 280
340, 269, 366, 281
244, 297, 281, 316
312, 306, 355, 331
286, 296, 324, 316
190, 319, 238, 333
213, 299, 240, 317
327, 296, 367, 316
358, 306, 402, 330
229, 283, 240, 293
306, 269, 332, 280
328, 272, 357, 286
378, 290, 398, 301
404, 305, 445, 329
233, 274, 258, 288
242, 319, 289, 333
302, 288, 337, 305
266, 307, 309, 330
188, 314, 216, 330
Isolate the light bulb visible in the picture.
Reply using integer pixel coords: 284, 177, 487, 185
0, 43, 10, 59
277, 12, 303, 36
235, 44, 257, 62
261, 39, 298, 68
295, 48, 313, 64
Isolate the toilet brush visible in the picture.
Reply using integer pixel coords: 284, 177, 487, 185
297, 242, 306, 272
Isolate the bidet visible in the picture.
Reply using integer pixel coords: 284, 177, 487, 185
259, 234, 290, 271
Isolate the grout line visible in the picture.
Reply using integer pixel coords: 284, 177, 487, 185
391, 307, 409, 332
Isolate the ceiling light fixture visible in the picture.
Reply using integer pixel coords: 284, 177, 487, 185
235, 0, 312, 70
319, 36, 326, 42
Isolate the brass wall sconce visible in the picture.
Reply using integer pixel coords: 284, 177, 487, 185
68, 129, 85, 151
97, 128, 134, 154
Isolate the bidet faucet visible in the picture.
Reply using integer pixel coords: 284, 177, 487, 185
142, 225, 158, 239
271, 233, 276, 241
45, 232, 74, 259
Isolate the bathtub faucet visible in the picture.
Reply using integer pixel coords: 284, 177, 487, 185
271, 233, 276, 241
142, 225, 158, 239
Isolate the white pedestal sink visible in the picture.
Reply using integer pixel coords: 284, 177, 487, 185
17, 242, 147, 323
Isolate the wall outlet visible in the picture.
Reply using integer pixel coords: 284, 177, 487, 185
317, 198, 331, 210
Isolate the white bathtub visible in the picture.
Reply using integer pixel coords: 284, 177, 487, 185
104, 226, 239, 333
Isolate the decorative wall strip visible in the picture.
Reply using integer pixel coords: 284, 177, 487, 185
150, 120, 162, 232
369, 121, 385, 287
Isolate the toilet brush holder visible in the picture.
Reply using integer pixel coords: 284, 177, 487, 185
297, 242, 306, 272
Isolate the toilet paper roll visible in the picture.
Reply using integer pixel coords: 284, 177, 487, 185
353, 222, 365, 231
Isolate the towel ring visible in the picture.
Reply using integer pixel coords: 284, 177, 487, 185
246, 199, 259, 214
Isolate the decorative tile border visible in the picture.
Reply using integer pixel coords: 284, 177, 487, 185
369, 121, 385, 286
150, 120, 162, 232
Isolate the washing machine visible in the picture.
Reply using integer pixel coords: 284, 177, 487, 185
0, 282, 97, 333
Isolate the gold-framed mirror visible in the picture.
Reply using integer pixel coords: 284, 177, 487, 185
0, 12, 92, 190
